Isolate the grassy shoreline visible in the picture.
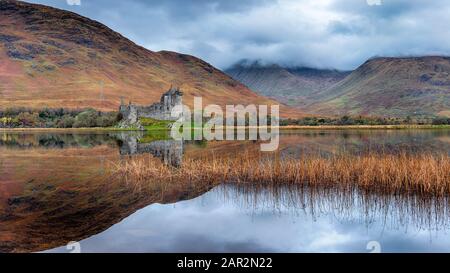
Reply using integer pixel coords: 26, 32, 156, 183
1, 124, 449, 132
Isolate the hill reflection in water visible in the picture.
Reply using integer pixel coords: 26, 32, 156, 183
0, 129, 449, 253
47, 184, 450, 253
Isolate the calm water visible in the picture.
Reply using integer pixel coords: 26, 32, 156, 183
48, 184, 450, 253
0, 129, 449, 253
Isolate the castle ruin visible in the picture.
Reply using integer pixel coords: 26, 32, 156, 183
119, 87, 183, 126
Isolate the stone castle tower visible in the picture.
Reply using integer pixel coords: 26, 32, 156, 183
119, 87, 183, 125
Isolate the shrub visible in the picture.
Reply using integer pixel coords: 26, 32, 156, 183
0, 107, 120, 128
0, 117, 13, 127
16, 112, 40, 127
73, 109, 99, 128
96, 112, 119, 127
432, 117, 450, 125
57, 115, 75, 128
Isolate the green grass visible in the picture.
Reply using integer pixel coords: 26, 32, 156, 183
140, 117, 174, 131
140, 117, 206, 131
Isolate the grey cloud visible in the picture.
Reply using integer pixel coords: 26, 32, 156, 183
328, 20, 370, 36
331, 0, 441, 18
27, 0, 450, 70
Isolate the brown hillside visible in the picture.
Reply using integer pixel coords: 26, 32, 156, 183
305, 57, 450, 118
0, 0, 300, 117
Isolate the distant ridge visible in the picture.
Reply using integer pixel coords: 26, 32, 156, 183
225, 60, 350, 107
305, 56, 450, 118
227, 57, 450, 118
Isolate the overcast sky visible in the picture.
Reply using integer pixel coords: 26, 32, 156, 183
27, 0, 450, 70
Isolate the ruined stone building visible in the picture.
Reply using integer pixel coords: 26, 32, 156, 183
119, 87, 183, 125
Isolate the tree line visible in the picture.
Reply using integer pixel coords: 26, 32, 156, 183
1, 108, 449, 128
0, 108, 121, 128
279, 115, 450, 126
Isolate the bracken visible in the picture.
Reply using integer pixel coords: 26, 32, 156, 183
112, 151, 450, 196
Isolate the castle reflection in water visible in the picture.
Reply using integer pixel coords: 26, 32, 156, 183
117, 133, 184, 167
0, 132, 184, 168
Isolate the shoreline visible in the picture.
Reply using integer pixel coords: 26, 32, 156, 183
0, 127, 131, 133
279, 124, 450, 130
0, 124, 449, 133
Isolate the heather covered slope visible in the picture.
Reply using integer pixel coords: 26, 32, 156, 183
0, 1, 298, 116
304, 57, 450, 118
227, 58, 450, 118
225, 61, 350, 107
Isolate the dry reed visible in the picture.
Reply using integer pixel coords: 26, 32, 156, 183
112, 151, 450, 196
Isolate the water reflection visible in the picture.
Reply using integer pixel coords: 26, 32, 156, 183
278, 129, 450, 158
1, 129, 449, 157
117, 132, 183, 167
0, 129, 449, 253
0, 131, 184, 167
46, 184, 450, 253
0, 132, 118, 149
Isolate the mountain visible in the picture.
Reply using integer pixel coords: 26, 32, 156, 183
227, 58, 450, 118
0, 0, 299, 117
225, 60, 350, 107
305, 57, 450, 118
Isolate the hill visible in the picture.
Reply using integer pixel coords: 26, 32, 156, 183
0, 0, 298, 117
227, 58, 450, 118
225, 60, 350, 107
305, 57, 450, 118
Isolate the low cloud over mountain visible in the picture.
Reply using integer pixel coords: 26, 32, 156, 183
28, 0, 450, 70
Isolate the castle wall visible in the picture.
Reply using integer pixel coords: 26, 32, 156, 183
119, 87, 183, 126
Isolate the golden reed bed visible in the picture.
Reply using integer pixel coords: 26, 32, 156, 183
113, 151, 450, 196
